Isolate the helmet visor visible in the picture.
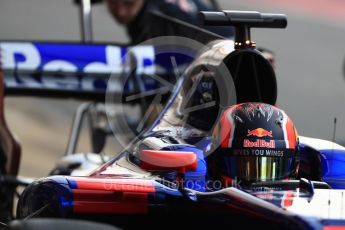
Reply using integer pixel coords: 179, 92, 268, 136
223, 155, 294, 182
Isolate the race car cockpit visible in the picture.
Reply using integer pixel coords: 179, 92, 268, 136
126, 11, 286, 190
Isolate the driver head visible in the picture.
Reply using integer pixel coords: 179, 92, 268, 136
106, 0, 145, 25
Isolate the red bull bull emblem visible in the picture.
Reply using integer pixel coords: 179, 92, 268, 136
247, 128, 273, 138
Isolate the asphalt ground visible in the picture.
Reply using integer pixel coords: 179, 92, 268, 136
0, 0, 345, 178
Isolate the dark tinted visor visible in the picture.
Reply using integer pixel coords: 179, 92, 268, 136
221, 149, 295, 182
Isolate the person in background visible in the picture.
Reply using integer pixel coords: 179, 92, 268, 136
106, 0, 234, 44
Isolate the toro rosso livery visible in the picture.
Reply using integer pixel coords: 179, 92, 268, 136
17, 91, 345, 229
2, 10, 345, 230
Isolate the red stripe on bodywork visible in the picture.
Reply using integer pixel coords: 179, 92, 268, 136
73, 189, 149, 214
324, 227, 345, 230
282, 190, 294, 208
70, 177, 156, 193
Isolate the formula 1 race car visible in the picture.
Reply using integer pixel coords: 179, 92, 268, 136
2, 9, 345, 230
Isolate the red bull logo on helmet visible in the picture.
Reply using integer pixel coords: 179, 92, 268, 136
247, 128, 273, 138
243, 139, 275, 148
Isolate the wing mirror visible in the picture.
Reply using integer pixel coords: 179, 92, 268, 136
139, 150, 197, 174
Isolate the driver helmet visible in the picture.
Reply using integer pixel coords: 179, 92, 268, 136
209, 102, 299, 186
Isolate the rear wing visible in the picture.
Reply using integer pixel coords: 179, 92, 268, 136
0, 41, 191, 101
